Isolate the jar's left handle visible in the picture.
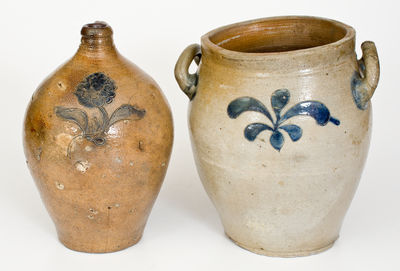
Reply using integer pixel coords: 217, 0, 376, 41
174, 44, 202, 100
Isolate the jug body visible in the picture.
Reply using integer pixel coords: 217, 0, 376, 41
24, 22, 173, 253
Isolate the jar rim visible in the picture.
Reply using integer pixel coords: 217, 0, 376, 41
201, 16, 355, 61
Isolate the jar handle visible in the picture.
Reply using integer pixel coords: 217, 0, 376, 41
352, 41, 380, 110
174, 44, 202, 100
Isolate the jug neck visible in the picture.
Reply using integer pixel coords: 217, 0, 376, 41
77, 22, 117, 56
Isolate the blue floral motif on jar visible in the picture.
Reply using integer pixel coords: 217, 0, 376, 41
227, 89, 340, 151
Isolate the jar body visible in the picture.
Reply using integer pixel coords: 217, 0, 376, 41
178, 17, 379, 257
23, 24, 173, 253
190, 54, 370, 256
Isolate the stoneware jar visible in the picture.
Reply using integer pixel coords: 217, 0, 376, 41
175, 16, 379, 257
23, 22, 173, 253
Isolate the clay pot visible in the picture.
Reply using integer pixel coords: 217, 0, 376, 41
175, 16, 379, 257
23, 22, 173, 253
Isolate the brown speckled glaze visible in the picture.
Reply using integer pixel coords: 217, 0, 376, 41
23, 22, 173, 253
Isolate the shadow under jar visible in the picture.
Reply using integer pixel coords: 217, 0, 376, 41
175, 16, 379, 257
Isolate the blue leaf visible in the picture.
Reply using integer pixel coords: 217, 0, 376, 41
109, 104, 146, 126
280, 101, 340, 126
271, 89, 290, 118
55, 107, 88, 133
279, 124, 303, 141
244, 123, 273, 141
227, 97, 273, 122
270, 130, 284, 151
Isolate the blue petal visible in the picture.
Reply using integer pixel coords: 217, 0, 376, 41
329, 117, 340, 125
271, 89, 290, 117
270, 130, 284, 151
244, 123, 273, 141
280, 101, 340, 126
279, 124, 303, 141
227, 97, 273, 122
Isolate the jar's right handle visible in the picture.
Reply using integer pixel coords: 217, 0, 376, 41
174, 44, 202, 100
351, 41, 380, 110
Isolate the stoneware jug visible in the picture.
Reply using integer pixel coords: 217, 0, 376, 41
175, 16, 379, 257
23, 22, 173, 253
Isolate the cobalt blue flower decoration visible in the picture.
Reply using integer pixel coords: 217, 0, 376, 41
55, 72, 146, 157
227, 89, 340, 151
75, 72, 117, 108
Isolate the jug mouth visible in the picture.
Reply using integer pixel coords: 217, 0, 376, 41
202, 16, 355, 63
81, 21, 113, 38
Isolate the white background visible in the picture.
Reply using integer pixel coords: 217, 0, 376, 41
0, 0, 399, 270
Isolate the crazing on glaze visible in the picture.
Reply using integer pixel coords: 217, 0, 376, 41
55, 72, 146, 156
227, 89, 340, 151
